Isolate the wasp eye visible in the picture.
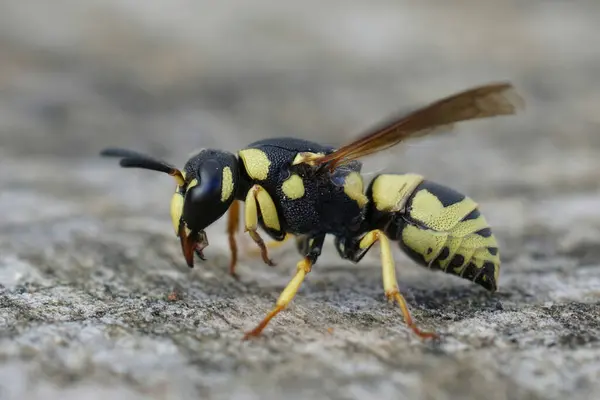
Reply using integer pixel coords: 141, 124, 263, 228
178, 150, 239, 233
181, 159, 227, 231
186, 160, 222, 203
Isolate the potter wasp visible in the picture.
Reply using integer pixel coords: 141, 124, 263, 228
101, 82, 523, 339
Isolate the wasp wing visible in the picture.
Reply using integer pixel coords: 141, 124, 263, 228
314, 82, 524, 170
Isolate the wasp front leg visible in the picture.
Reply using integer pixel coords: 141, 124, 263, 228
336, 232, 439, 340
243, 234, 326, 339
226, 200, 241, 278
244, 184, 285, 267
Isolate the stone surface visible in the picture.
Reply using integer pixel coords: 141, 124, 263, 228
1, 1, 600, 399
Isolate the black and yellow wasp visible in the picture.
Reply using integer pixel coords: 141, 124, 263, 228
101, 82, 523, 339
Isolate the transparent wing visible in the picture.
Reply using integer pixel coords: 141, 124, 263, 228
314, 82, 524, 170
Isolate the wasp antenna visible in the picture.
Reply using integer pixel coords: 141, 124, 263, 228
100, 147, 185, 186
100, 148, 156, 159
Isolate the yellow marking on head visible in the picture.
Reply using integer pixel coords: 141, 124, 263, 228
238, 149, 270, 181
187, 178, 199, 190
170, 192, 184, 235
343, 172, 368, 208
409, 190, 477, 232
281, 174, 305, 200
372, 174, 424, 212
221, 166, 234, 202
171, 175, 199, 236
292, 152, 325, 166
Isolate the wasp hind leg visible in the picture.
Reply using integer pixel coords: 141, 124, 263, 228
244, 184, 284, 267
354, 230, 439, 340
243, 234, 326, 339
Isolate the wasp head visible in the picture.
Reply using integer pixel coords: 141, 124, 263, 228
100, 147, 239, 268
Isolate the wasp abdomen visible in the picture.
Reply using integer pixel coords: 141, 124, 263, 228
378, 179, 500, 292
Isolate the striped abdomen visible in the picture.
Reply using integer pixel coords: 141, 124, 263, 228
392, 180, 500, 292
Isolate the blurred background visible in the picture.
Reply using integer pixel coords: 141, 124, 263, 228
2, 0, 600, 228
2, 0, 600, 196
1, 1, 600, 399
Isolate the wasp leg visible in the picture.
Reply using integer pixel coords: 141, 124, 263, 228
302, 234, 326, 263
357, 230, 439, 340
226, 200, 241, 278
244, 184, 283, 267
294, 234, 310, 256
295, 234, 326, 262
243, 234, 326, 339
242, 257, 311, 339
247, 233, 293, 257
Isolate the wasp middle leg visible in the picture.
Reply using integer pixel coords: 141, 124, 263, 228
246, 233, 294, 258
243, 234, 326, 339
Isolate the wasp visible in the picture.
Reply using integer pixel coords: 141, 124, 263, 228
101, 82, 523, 340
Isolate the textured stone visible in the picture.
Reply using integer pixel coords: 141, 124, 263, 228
1, 1, 600, 399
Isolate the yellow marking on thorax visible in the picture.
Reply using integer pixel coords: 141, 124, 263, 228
343, 172, 368, 208
292, 152, 325, 166
238, 149, 271, 181
221, 166, 234, 202
281, 174, 305, 200
372, 174, 424, 212
409, 190, 477, 232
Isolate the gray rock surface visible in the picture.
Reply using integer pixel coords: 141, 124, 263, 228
1, 1, 600, 399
